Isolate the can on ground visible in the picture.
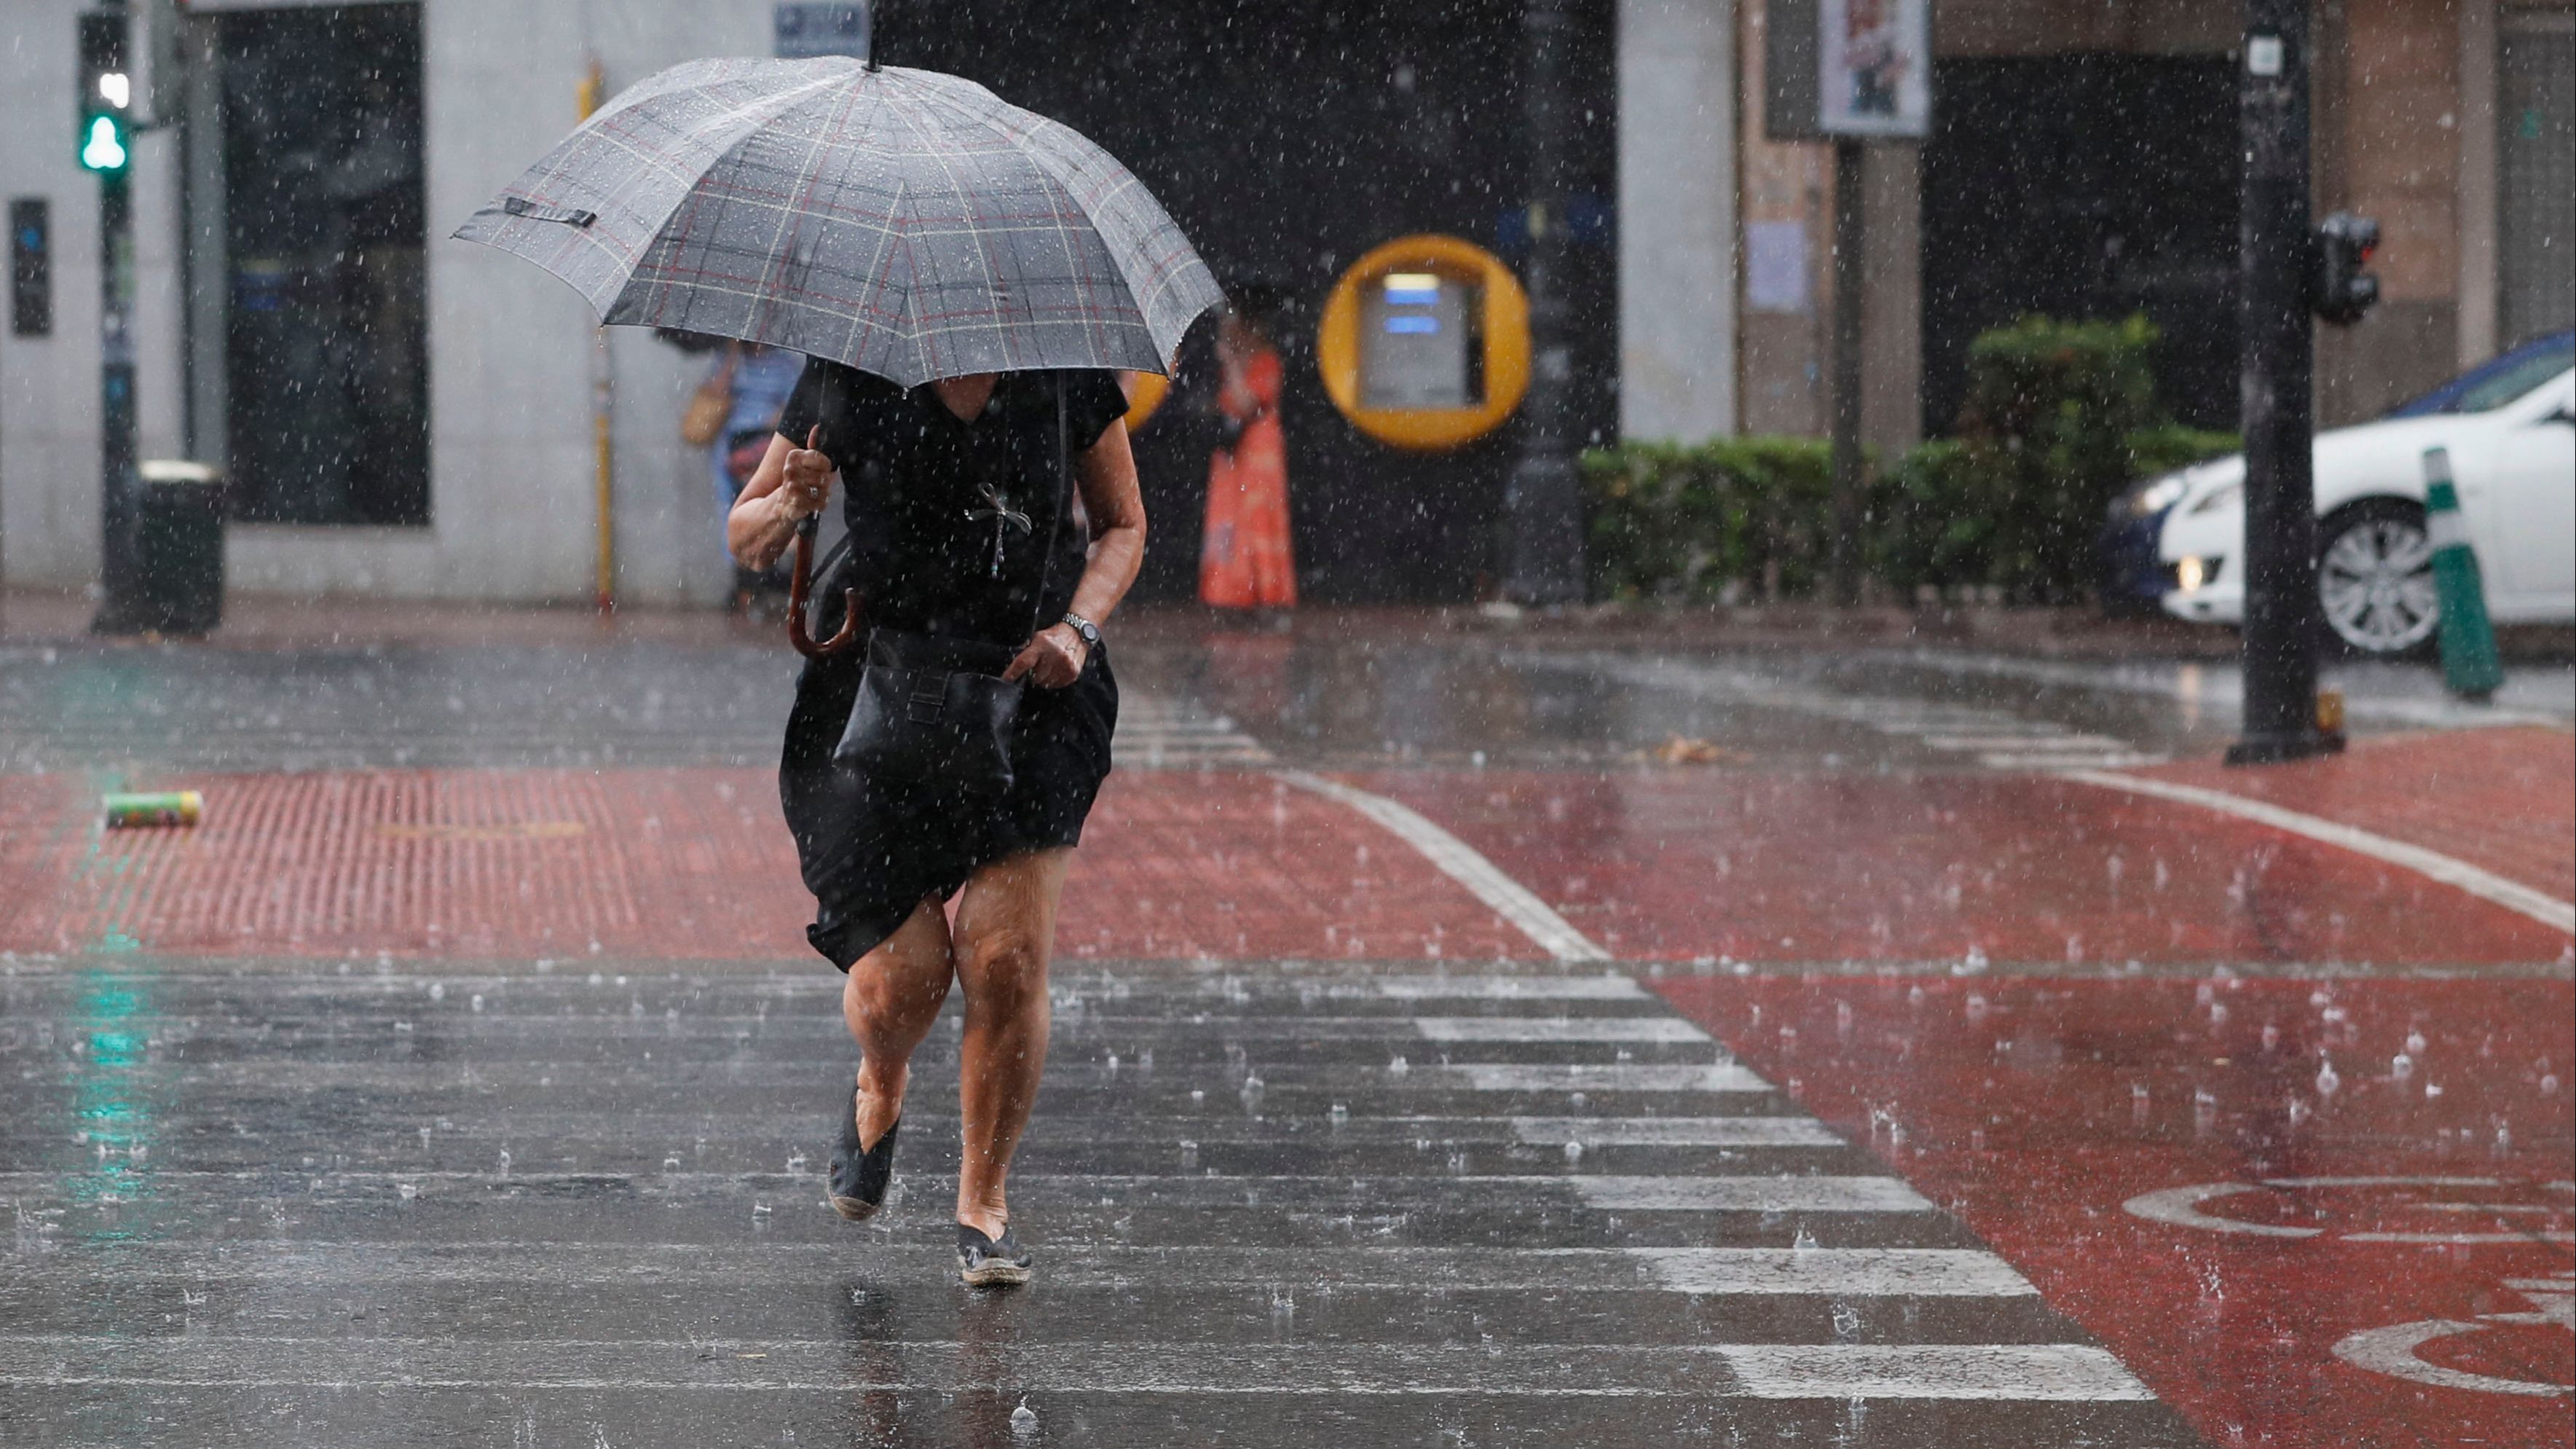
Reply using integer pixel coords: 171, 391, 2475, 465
103, 790, 202, 828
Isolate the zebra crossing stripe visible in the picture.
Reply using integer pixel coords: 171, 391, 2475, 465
1512, 1116, 1843, 1147
1718, 1343, 2155, 1401
1438, 1063, 1776, 1092
1414, 1015, 1712, 1042
1274, 769, 1612, 962
1574, 1175, 1937, 1213
1634, 1247, 2037, 1296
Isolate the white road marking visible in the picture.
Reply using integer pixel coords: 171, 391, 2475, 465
1438, 1064, 1773, 1093
1635, 1247, 2037, 1297
1575, 1176, 1935, 1213
1374, 975, 1645, 1000
1274, 769, 1612, 962
2065, 769, 2576, 934
0, 1336, 2152, 1399
1718, 1344, 2156, 1401
1414, 1016, 1709, 1043
0, 1242, 2026, 1297
2333, 1319, 2576, 1396
1513, 1116, 1842, 1147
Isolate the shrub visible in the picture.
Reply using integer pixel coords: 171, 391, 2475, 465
1583, 438, 1832, 603
1581, 316, 2241, 605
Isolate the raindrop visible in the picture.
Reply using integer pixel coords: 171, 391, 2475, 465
752, 1199, 772, 1217
2405, 1030, 2427, 1056
1792, 1223, 1819, 1252
496, 1150, 512, 1177
2316, 1059, 2341, 1096
2261, 1024, 2280, 1050
397, 1182, 419, 1202
1010, 1401, 1038, 1437
1569, 1091, 1588, 1110
1105, 1052, 1119, 1077
1831, 1300, 1861, 1339
2288, 1096, 2313, 1126
1387, 1054, 1409, 1077
1329, 1102, 1350, 1126
1563, 1140, 1584, 1164
428, 982, 446, 1002
418, 1126, 433, 1150
1239, 1075, 1265, 1113
470, 994, 486, 1013
2390, 1053, 2414, 1081
2543, 1075, 2561, 1095
1191, 1089, 1206, 1104
1179, 1140, 1198, 1169
786, 1150, 807, 1174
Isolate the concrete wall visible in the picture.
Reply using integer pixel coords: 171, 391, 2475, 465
1618, 0, 1738, 443
0, 0, 107, 592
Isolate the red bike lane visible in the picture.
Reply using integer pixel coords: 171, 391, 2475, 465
1651, 970, 2575, 1448
1352, 737, 2575, 1445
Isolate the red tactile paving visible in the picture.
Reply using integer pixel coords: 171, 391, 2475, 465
1356, 769, 2574, 965
2135, 726, 2576, 902
0, 768, 1535, 963
1655, 972, 2576, 1449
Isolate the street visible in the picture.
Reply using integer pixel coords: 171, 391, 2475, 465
3, 604, 2569, 1446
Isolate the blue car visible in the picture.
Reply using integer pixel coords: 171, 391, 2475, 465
2097, 330, 2575, 616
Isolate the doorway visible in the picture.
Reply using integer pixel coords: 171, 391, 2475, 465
1920, 55, 2241, 433
214, 3, 429, 526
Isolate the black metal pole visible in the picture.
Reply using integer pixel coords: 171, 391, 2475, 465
1505, 0, 1586, 607
2226, 0, 2337, 763
92, 149, 143, 635
1828, 138, 1866, 606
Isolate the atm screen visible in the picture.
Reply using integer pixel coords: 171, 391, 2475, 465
1360, 272, 1481, 409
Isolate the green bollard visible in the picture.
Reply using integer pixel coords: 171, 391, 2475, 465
2422, 447, 2503, 702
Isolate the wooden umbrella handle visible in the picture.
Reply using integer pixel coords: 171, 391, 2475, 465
787, 515, 861, 658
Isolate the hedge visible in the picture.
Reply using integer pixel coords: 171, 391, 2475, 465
1582, 315, 2238, 605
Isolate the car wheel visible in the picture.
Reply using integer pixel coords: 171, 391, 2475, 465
2316, 500, 2440, 658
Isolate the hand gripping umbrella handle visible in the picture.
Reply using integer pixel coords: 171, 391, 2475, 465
787, 514, 861, 658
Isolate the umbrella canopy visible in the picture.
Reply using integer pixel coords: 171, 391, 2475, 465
454, 58, 1222, 386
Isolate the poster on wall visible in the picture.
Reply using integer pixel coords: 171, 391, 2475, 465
1818, 0, 1930, 137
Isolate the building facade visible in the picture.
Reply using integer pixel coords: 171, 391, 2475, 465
0, 0, 2564, 605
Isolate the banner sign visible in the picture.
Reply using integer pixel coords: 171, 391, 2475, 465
1765, 0, 1932, 141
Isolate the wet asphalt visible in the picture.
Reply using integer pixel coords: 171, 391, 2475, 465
1, 623, 2564, 1445
0, 961, 2199, 1447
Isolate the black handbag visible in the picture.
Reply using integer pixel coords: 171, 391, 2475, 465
830, 375, 1071, 797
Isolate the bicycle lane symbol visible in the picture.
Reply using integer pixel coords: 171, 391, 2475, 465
2123, 1175, 2575, 1398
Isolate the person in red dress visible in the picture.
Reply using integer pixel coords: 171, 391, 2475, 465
1201, 290, 1296, 610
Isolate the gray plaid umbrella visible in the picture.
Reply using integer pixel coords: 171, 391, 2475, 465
454, 57, 1222, 385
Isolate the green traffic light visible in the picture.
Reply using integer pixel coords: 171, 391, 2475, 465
80, 112, 129, 173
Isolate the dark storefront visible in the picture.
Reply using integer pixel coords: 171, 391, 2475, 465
1921, 55, 2242, 434
897, 0, 1619, 603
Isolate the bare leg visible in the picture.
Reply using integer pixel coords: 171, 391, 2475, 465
949, 848, 1073, 1238
843, 895, 954, 1147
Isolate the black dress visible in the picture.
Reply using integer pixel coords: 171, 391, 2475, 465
773, 362, 1129, 970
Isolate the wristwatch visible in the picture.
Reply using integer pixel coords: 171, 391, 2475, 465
1059, 612, 1101, 650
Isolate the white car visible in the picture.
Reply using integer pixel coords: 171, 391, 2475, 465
2156, 364, 2575, 655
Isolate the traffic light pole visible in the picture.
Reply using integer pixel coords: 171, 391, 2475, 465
90, 30, 145, 636
2227, 0, 2340, 765
1505, 0, 1586, 607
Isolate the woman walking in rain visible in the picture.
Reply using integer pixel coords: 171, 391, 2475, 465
457, 52, 1219, 1287
1201, 288, 1297, 612
728, 364, 1141, 1287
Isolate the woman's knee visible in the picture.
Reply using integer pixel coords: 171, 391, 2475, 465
957, 928, 1048, 1013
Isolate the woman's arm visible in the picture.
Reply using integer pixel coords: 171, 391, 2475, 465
1004, 420, 1146, 688
727, 427, 835, 573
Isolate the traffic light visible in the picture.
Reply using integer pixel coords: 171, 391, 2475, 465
2311, 211, 2381, 326
77, 9, 132, 175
